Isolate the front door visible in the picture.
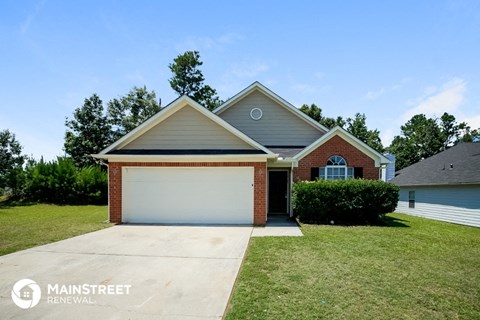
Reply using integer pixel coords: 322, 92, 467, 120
268, 171, 288, 214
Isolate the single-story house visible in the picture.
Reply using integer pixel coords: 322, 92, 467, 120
392, 143, 480, 227
94, 82, 389, 225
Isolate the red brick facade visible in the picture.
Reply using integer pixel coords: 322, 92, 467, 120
108, 161, 267, 226
294, 135, 379, 181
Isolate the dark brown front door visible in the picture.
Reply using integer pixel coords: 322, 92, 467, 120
268, 171, 288, 213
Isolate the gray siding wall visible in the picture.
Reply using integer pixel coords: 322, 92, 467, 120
396, 185, 480, 227
219, 90, 323, 146
123, 105, 254, 150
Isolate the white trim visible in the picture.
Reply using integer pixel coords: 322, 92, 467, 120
267, 158, 296, 168
213, 82, 329, 133
92, 153, 277, 163
96, 95, 273, 156
294, 126, 390, 167
250, 107, 263, 120
320, 166, 354, 180
290, 161, 294, 217
121, 166, 255, 224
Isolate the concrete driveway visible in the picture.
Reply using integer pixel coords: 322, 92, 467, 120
0, 225, 252, 319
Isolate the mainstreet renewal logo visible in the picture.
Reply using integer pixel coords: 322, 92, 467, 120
11, 279, 42, 309
11, 279, 131, 309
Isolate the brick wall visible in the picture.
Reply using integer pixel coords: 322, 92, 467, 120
108, 161, 267, 225
294, 135, 379, 181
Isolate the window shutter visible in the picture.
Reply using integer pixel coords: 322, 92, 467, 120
311, 167, 319, 181
354, 167, 363, 178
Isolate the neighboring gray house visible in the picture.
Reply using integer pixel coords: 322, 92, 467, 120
392, 143, 480, 227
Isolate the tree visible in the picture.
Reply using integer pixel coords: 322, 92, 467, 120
169, 50, 222, 110
459, 125, 480, 143
0, 129, 25, 197
65, 94, 112, 168
345, 113, 384, 152
299, 103, 345, 129
0, 130, 24, 175
387, 114, 444, 170
388, 112, 479, 170
299, 103, 322, 122
107, 86, 161, 140
322, 116, 346, 129
438, 112, 480, 144
387, 136, 420, 171
439, 112, 468, 149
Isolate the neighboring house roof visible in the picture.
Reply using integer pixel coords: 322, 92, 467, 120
213, 81, 329, 133
94, 95, 275, 159
293, 126, 390, 167
392, 143, 480, 186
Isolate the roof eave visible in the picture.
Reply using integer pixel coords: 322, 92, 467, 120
395, 181, 480, 187
97, 95, 274, 156
294, 126, 389, 167
92, 153, 278, 162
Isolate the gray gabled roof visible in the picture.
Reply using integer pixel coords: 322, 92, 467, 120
391, 143, 480, 186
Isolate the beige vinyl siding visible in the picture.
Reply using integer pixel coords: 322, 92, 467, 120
218, 90, 323, 146
396, 185, 480, 227
122, 105, 254, 150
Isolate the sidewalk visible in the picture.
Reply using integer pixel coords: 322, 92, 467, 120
251, 215, 303, 237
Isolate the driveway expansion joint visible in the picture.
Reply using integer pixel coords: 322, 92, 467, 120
31, 249, 243, 260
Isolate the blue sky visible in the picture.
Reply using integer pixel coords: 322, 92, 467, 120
1, 0, 479, 160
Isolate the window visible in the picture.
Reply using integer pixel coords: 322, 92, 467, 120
319, 156, 354, 180
250, 107, 263, 120
409, 191, 415, 208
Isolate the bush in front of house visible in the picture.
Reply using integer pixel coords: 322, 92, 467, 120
293, 179, 399, 225
24, 157, 107, 204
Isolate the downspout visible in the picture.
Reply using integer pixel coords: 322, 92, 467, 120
379, 164, 387, 181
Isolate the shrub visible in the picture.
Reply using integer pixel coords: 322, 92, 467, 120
76, 166, 108, 204
293, 179, 399, 225
24, 157, 107, 204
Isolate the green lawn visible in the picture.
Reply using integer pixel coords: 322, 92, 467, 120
0, 203, 110, 256
226, 213, 480, 320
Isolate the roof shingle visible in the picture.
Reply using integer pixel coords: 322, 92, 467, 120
391, 143, 480, 186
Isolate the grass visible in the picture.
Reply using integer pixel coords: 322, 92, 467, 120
0, 202, 110, 256
226, 213, 480, 320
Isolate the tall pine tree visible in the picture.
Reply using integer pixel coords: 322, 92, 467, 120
169, 51, 222, 110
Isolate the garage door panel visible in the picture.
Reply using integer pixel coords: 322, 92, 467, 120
122, 167, 254, 224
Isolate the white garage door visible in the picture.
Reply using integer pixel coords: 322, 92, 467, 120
122, 167, 254, 224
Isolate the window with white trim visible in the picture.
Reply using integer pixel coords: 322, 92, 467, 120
319, 155, 354, 180
408, 191, 415, 208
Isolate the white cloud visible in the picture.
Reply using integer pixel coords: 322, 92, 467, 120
364, 88, 386, 100
380, 127, 396, 146
401, 77, 466, 121
462, 114, 480, 129
20, 0, 46, 34
176, 33, 244, 52
124, 70, 147, 85
215, 59, 272, 97
229, 62, 269, 78
364, 77, 410, 100
423, 85, 437, 96
291, 83, 331, 95
291, 83, 317, 94
314, 72, 325, 80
